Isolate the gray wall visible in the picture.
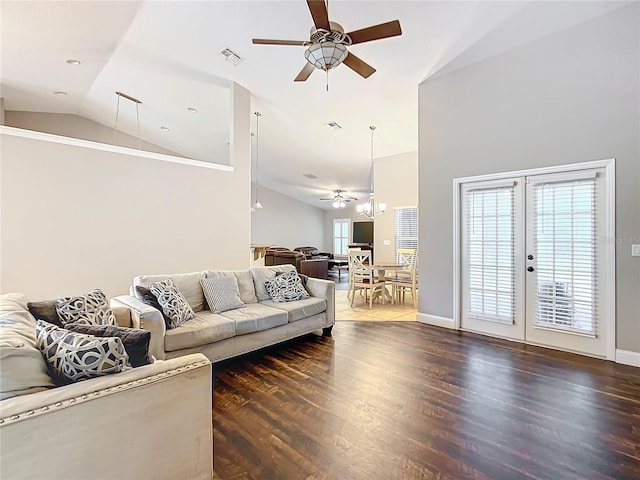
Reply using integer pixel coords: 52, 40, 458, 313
418, 5, 639, 351
251, 184, 325, 249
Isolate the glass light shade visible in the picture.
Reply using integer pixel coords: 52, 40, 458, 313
378, 202, 387, 212
304, 42, 348, 70
253, 200, 263, 209
333, 200, 340, 208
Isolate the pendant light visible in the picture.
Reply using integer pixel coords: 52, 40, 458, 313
357, 125, 386, 220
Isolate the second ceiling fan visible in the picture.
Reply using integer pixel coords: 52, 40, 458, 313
252, 0, 402, 82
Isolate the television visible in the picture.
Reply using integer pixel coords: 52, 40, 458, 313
352, 221, 373, 244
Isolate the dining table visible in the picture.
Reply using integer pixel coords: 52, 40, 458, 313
370, 262, 408, 303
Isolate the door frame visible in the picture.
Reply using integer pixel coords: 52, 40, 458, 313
453, 159, 616, 360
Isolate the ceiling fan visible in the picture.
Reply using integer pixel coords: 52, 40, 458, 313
320, 190, 357, 208
252, 0, 402, 82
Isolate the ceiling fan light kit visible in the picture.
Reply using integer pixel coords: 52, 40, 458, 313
319, 189, 356, 209
252, 0, 402, 83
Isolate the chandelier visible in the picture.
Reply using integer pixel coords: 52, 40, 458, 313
357, 126, 387, 220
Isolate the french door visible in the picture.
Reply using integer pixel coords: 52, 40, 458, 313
461, 166, 610, 358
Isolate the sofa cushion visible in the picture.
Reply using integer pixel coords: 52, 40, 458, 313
0, 293, 55, 400
200, 277, 245, 313
250, 265, 296, 301
149, 278, 196, 329
134, 271, 205, 312
261, 297, 327, 323
64, 324, 153, 368
55, 289, 118, 326
36, 320, 129, 385
219, 303, 288, 336
265, 270, 310, 303
27, 299, 63, 327
164, 311, 236, 352
204, 270, 258, 304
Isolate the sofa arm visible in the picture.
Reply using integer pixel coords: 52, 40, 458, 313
0, 354, 213, 480
306, 277, 335, 327
110, 295, 167, 360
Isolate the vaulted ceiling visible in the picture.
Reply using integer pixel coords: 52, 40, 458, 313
1, 1, 629, 208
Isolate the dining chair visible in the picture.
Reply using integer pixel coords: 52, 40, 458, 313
350, 250, 386, 308
346, 247, 362, 300
388, 249, 418, 307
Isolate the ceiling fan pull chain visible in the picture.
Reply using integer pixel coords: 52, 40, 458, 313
326, 68, 329, 92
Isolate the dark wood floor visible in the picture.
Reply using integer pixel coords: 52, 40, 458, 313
212, 321, 640, 480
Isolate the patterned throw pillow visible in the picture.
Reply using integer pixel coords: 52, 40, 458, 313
64, 324, 152, 368
35, 320, 129, 385
264, 270, 310, 303
200, 277, 245, 313
148, 278, 195, 329
55, 289, 117, 326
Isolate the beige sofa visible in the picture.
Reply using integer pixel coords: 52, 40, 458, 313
0, 293, 213, 480
111, 265, 335, 362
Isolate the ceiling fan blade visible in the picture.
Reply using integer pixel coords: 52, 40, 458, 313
342, 52, 376, 79
307, 0, 330, 30
252, 38, 310, 46
319, 198, 334, 201
294, 62, 315, 82
347, 20, 402, 45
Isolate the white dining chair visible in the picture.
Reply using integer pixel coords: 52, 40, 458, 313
388, 249, 418, 307
350, 250, 386, 308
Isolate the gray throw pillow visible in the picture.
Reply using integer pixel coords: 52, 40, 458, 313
27, 299, 63, 327
35, 320, 129, 385
148, 278, 195, 329
55, 289, 118, 326
264, 270, 310, 303
200, 277, 245, 313
64, 324, 153, 368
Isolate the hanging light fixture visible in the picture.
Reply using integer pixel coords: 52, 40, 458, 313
357, 126, 387, 220
252, 112, 263, 210
113, 91, 142, 149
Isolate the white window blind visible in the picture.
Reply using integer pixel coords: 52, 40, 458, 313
464, 184, 515, 324
333, 219, 349, 255
394, 207, 418, 262
532, 177, 597, 335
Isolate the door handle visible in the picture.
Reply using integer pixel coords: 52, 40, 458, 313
527, 266, 534, 272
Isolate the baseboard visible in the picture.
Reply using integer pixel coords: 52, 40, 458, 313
416, 313, 455, 329
616, 349, 640, 367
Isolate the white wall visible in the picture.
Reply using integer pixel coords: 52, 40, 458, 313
418, 5, 639, 352
373, 151, 418, 262
251, 184, 325, 249
0, 85, 251, 300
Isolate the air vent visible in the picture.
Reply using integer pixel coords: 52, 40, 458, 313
219, 47, 244, 66
324, 121, 342, 131
303, 173, 318, 179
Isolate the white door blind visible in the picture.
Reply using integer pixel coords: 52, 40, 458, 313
464, 185, 516, 324
532, 177, 597, 335
394, 207, 418, 262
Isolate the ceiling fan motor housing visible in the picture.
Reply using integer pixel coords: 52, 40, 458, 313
309, 22, 352, 45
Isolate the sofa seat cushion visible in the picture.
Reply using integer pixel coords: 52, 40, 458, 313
164, 312, 236, 352
219, 303, 288, 336
261, 297, 327, 323
204, 270, 258, 304
134, 272, 205, 312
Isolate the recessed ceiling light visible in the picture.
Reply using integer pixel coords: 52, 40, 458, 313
53, 91, 67, 96
160, 126, 170, 132
66, 59, 81, 65
187, 107, 198, 113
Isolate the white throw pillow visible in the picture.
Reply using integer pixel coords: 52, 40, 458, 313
200, 277, 245, 313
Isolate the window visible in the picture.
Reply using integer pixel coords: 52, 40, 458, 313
394, 207, 418, 262
333, 219, 349, 256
